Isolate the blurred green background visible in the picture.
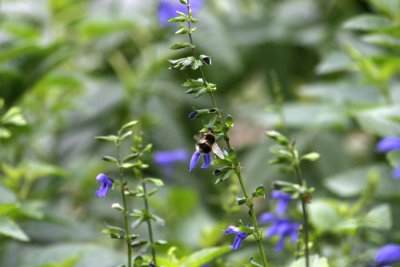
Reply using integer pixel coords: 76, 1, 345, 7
1, 0, 400, 266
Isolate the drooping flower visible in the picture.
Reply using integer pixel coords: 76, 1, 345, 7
259, 212, 300, 251
271, 190, 292, 215
376, 137, 400, 179
96, 173, 113, 198
224, 226, 248, 250
375, 243, 400, 267
158, 0, 203, 26
189, 150, 211, 172
154, 149, 188, 177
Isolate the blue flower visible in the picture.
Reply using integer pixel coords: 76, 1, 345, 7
189, 150, 211, 172
377, 137, 400, 179
259, 212, 300, 251
271, 190, 292, 215
154, 149, 189, 177
224, 226, 248, 250
158, 0, 203, 26
375, 243, 400, 267
96, 173, 113, 198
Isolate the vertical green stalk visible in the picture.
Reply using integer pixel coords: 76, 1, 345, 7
117, 142, 132, 267
137, 170, 157, 266
291, 148, 310, 267
185, 2, 269, 266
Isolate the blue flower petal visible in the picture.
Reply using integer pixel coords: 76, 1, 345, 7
259, 212, 276, 223
201, 153, 211, 168
392, 167, 400, 180
375, 244, 400, 266
224, 226, 248, 250
96, 173, 113, 198
377, 137, 400, 152
189, 150, 201, 172
276, 199, 290, 215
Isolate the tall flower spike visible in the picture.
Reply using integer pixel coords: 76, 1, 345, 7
96, 173, 113, 198
224, 226, 248, 250
375, 243, 400, 266
377, 137, 400, 179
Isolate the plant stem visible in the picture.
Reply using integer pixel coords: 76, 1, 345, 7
292, 153, 310, 267
117, 142, 132, 267
138, 171, 157, 266
185, 3, 269, 265
236, 168, 269, 267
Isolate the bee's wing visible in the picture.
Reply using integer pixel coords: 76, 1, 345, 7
212, 143, 225, 159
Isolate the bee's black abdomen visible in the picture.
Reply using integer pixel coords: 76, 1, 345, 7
197, 142, 212, 153
204, 133, 215, 143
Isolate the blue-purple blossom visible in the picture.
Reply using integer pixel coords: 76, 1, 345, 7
154, 149, 189, 177
271, 190, 292, 215
377, 137, 400, 179
158, 0, 203, 26
96, 173, 113, 198
224, 226, 248, 250
375, 243, 400, 267
259, 212, 300, 251
189, 150, 211, 172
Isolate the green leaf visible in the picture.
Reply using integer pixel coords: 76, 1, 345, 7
324, 164, 400, 198
308, 199, 340, 233
343, 15, 395, 31
145, 178, 164, 187
0, 217, 29, 241
225, 115, 234, 128
0, 203, 19, 216
134, 255, 143, 267
120, 130, 132, 141
111, 203, 124, 211
102, 156, 118, 163
120, 120, 138, 132
364, 204, 392, 230
252, 185, 265, 198
236, 197, 246, 205
1, 107, 26, 126
362, 33, 400, 48
120, 162, 135, 169
170, 42, 193, 50
368, 0, 400, 18
156, 239, 168, 245
95, 135, 118, 142
122, 153, 139, 162
355, 106, 400, 137
168, 16, 188, 23
301, 152, 320, 162
265, 130, 289, 146
131, 239, 148, 248
214, 169, 234, 184
290, 255, 330, 267
179, 246, 231, 267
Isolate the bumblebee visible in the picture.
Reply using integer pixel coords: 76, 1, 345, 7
196, 129, 225, 159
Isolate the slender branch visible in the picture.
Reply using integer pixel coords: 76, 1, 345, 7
117, 142, 132, 267
138, 171, 157, 266
185, 2, 269, 266
291, 150, 310, 267
236, 168, 269, 267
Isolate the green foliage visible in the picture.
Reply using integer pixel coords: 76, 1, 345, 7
0, 0, 400, 266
